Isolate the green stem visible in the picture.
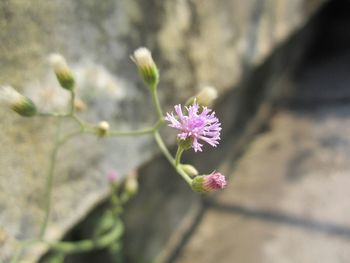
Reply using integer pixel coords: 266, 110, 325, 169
70, 90, 75, 114
153, 132, 192, 185
151, 85, 163, 120
154, 131, 175, 165
12, 222, 122, 262
39, 118, 63, 239
38, 112, 68, 117
108, 127, 154, 137
175, 147, 184, 167
58, 130, 84, 146
108, 119, 164, 137
71, 114, 85, 130
48, 222, 122, 254
38, 123, 87, 240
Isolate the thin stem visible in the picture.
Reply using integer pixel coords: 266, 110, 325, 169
153, 131, 192, 186
154, 131, 175, 166
71, 114, 85, 130
48, 222, 122, 254
12, 222, 122, 262
151, 85, 163, 120
176, 166, 193, 185
39, 117, 63, 239
109, 127, 154, 137
70, 90, 75, 114
38, 112, 68, 117
175, 147, 184, 167
58, 130, 84, 147
108, 119, 164, 137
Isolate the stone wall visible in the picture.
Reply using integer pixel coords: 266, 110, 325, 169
0, 0, 326, 262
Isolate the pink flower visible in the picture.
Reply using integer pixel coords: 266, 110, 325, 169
191, 172, 227, 193
165, 101, 221, 152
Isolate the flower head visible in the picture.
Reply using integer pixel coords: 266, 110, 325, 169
165, 101, 221, 152
131, 47, 159, 87
191, 172, 227, 193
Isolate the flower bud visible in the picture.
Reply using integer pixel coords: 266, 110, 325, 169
191, 172, 227, 193
195, 86, 218, 106
107, 170, 119, 184
0, 86, 37, 117
49, 53, 75, 90
131, 47, 159, 87
186, 86, 218, 107
125, 170, 138, 197
180, 164, 198, 177
74, 98, 87, 112
96, 121, 110, 137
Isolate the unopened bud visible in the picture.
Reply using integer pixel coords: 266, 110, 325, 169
125, 170, 138, 196
49, 53, 75, 90
195, 86, 218, 106
131, 47, 159, 87
107, 170, 119, 184
180, 164, 198, 177
0, 86, 37, 117
96, 121, 110, 137
74, 98, 87, 112
191, 172, 227, 193
186, 86, 218, 107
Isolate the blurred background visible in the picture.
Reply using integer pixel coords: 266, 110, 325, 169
1, 0, 350, 262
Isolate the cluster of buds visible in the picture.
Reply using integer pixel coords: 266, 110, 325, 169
0, 86, 37, 117
0, 54, 76, 118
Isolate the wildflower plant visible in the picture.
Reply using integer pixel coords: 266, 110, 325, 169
2, 47, 226, 262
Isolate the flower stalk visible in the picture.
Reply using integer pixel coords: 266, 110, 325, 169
7, 47, 226, 262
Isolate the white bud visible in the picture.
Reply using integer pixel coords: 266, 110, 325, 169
49, 53, 75, 90
125, 170, 139, 197
49, 53, 69, 73
0, 86, 36, 117
195, 86, 218, 107
0, 86, 23, 106
131, 47, 159, 87
74, 98, 87, 112
96, 121, 110, 137
181, 164, 199, 177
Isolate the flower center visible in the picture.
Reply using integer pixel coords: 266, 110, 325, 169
188, 117, 205, 130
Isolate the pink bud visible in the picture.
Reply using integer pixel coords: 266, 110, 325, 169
107, 170, 119, 183
191, 172, 227, 193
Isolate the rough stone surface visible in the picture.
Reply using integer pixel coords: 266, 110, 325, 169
0, 0, 325, 262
